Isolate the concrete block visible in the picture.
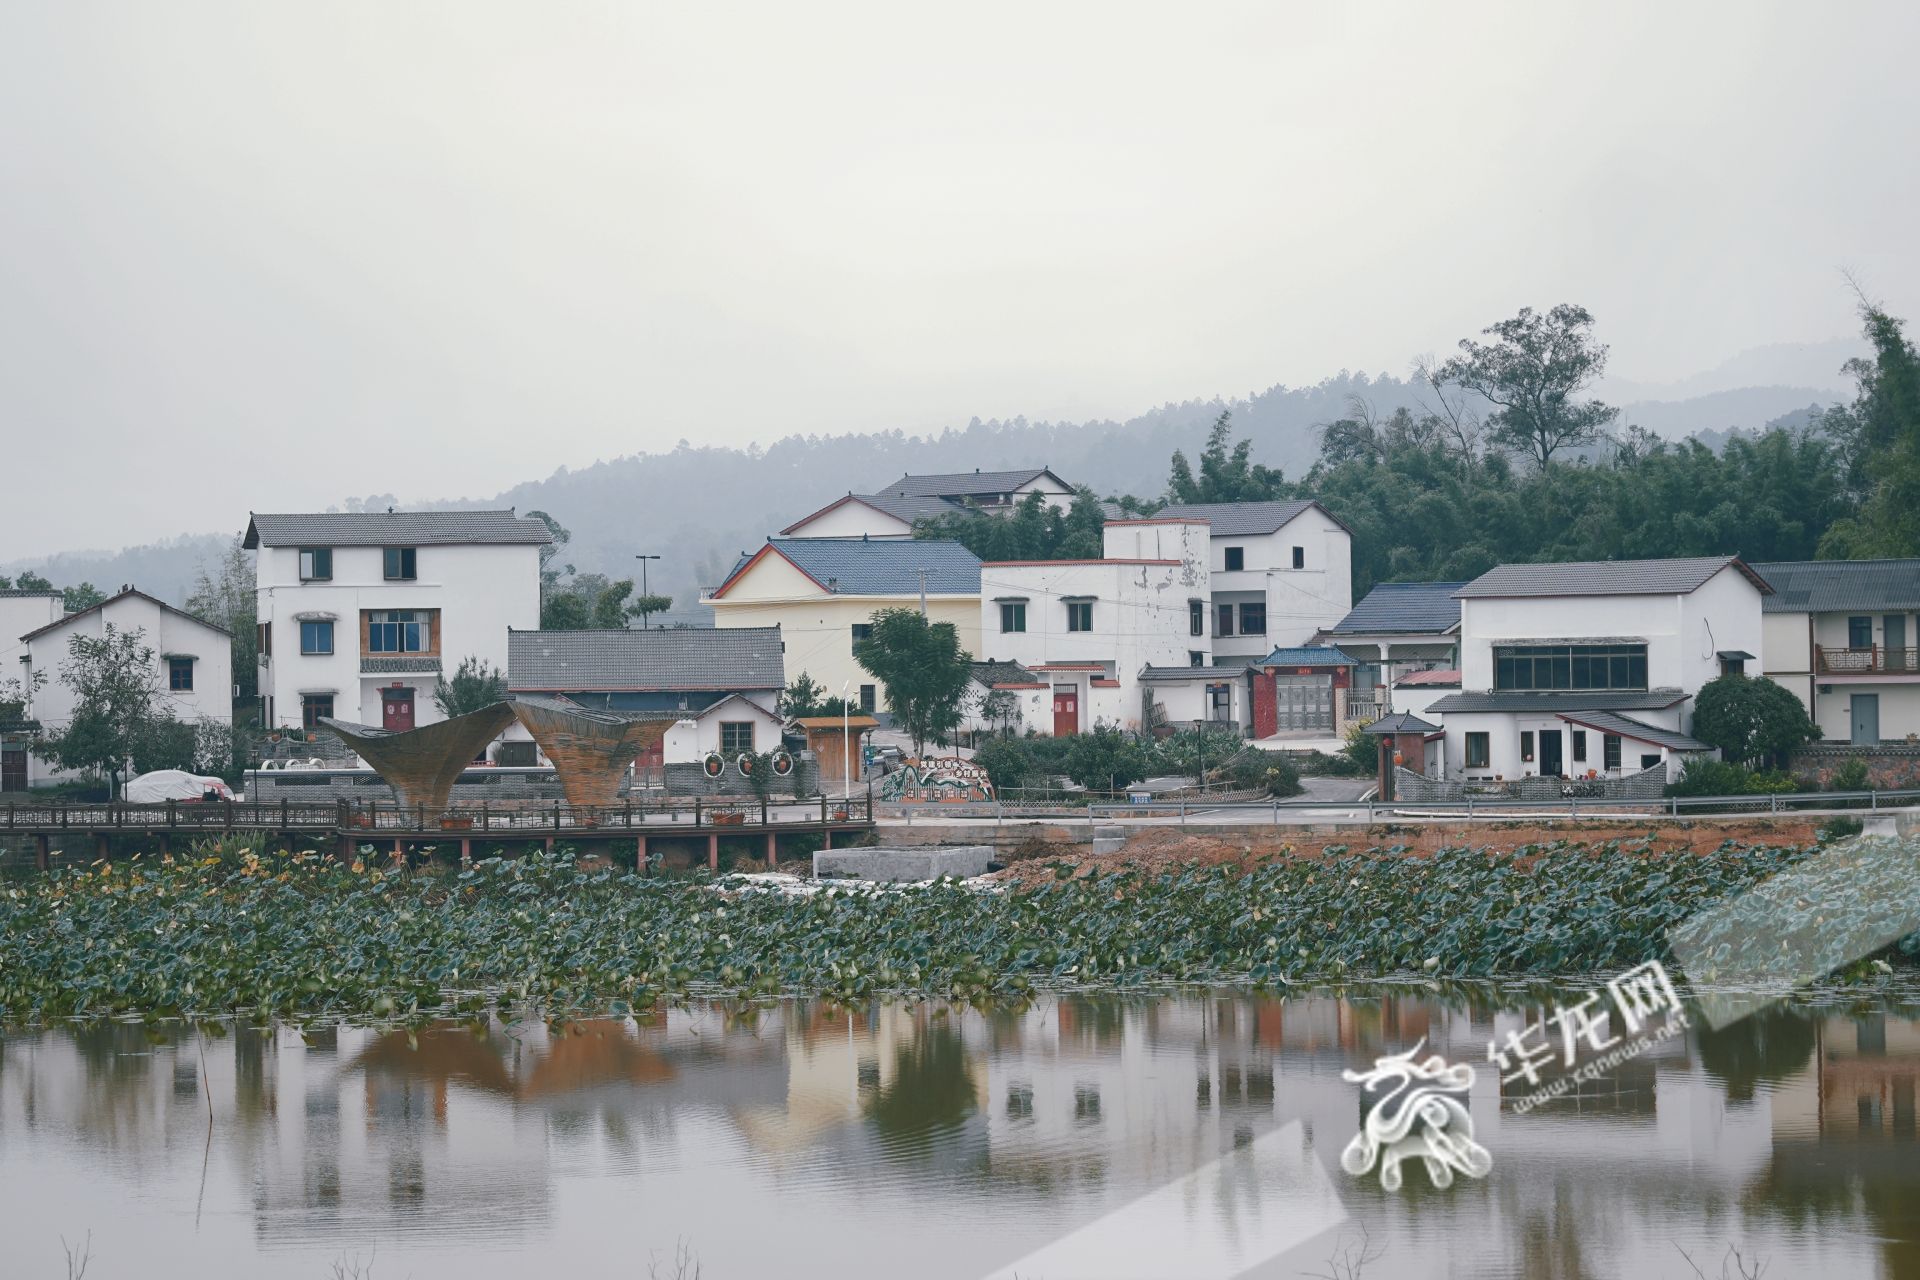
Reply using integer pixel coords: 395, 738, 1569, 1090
813, 845, 995, 882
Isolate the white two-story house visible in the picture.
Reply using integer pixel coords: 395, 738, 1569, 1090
246, 509, 549, 733
1424, 556, 1769, 782
1752, 558, 1920, 745
977, 518, 1211, 734
11, 588, 233, 788
1154, 500, 1353, 663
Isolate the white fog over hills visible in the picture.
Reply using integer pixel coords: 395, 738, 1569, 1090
1, 342, 1860, 614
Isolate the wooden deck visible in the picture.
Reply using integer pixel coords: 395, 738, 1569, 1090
2, 796, 877, 871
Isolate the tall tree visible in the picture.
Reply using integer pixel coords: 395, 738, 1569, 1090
1439, 304, 1616, 469
852, 608, 972, 756
33, 625, 184, 792
1816, 297, 1920, 558
1167, 410, 1285, 503
185, 534, 258, 702
433, 656, 508, 718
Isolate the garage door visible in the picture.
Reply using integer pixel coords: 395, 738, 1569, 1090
1270, 675, 1333, 732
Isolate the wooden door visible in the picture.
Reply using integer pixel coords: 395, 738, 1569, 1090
381, 688, 416, 732
1052, 686, 1079, 736
1538, 729, 1563, 778
0, 744, 25, 793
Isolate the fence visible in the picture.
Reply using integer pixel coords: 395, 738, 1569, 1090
1391, 763, 1667, 804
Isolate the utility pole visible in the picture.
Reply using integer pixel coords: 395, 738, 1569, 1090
634, 554, 662, 628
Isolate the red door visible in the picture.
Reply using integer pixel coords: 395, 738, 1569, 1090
1251, 669, 1277, 738
381, 688, 416, 732
1052, 686, 1079, 736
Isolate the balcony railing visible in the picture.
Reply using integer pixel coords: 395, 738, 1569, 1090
1815, 645, 1920, 676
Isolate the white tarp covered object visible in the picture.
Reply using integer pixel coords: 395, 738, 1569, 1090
125, 769, 235, 803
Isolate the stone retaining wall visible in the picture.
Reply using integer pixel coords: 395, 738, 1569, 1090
1789, 743, 1920, 791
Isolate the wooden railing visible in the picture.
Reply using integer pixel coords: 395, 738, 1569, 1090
1815, 645, 1920, 675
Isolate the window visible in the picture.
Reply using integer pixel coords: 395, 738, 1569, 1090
367, 610, 426, 653
1189, 650, 1205, 667
1238, 602, 1267, 636
1066, 601, 1093, 632
1571, 730, 1587, 762
1189, 600, 1204, 637
719, 722, 754, 754
1603, 734, 1622, 771
1493, 643, 1648, 691
1720, 655, 1746, 677
859, 684, 876, 714
1000, 602, 1026, 633
299, 620, 334, 655
1640, 753, 1662, 771
1849, 616, 1873, 648
1520, 731, 1534, 763
1291, 546, 1305, 569
298, 547, 332, 581
258, 621, 271, 657
1465, 732, 1490, 769
1216, 603, 1234, 637
1224, 547, 1245, 572
301, 694, 334, 730
851, 622, 873, 652
383, 547, 417, 581
167, 658, 194, 691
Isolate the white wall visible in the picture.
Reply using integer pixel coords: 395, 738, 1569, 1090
782, 500, 914, 539
1439, 707, 1693, 783
1, 594, 64, 679
1207, 507, 1353, 658
256, 542, 541, 729
23, 594, 233, 785
661, 692, 785, 762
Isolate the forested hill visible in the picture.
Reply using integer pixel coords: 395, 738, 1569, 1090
1, 372, 1842, 612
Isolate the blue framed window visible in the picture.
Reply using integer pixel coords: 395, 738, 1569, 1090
299, 620, 334, 655
367, 610, 426, 653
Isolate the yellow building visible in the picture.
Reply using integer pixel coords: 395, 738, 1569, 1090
703, 537, 982, 716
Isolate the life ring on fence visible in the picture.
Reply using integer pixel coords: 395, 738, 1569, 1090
769, 749, 794, 777
701, 752, 726, 779
735, 752, 756, 777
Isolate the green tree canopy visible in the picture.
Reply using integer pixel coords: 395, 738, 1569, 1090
1816, 296, 1920, 558
1438, 303, 1616, 469
33, 625, 195, 792
1690, 674, 1821, 767
434, 656, 508, 718
185, 534, 258, 702
852, 608, 972, 756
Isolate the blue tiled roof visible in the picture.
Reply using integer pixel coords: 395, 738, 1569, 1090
1326, 581, 1467, 634
754, 538, 982, 596
1259, 645, 1358, 667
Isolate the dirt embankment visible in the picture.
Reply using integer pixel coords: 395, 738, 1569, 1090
991, 817, 1825, 880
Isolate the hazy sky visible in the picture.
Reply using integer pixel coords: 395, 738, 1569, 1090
3, 2, 1916, 558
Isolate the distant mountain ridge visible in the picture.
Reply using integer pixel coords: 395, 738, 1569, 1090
2, 364, 1849, 615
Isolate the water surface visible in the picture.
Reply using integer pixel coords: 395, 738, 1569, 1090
0, 989, 1915, 1279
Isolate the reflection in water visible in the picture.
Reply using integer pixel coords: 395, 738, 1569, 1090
0, 991, 1915, 1279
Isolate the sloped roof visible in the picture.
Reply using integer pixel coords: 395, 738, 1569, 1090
1366, 711, 1441, 735
1395, 668, 1462, 687
507, 626, 784, 692
1454, 556, 1771, 599
19, 587, 230, 643
1555, 709, 1709, 752
876, 468, 1070, 499
244, 509, 553, 548
970, 660, 1040, 687
1138, 663, 1249, 682
1152, 499, 1348, 537
1425, 689, 1689, 714
1326, 581, 1467, 634
780, 492, 966, 535
1259, 645, 1359, 667
1751, 558, 1920, 614
713, 538, 982, 598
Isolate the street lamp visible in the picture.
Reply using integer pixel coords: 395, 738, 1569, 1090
634, 554, 662, 628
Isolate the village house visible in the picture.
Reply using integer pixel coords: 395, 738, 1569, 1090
977, 517, 1211, 734
702, 537, 982, 718
778, 467, 1076, 539
1752, 558, 1920, 745
505, 626, 787, 767
0, 590, 67, 791
1422, 556, 1768, 783
1151, 499, 1353, 665
1314, 580, 1465, 723
9, 588, 233, 789
246, 509, 550, 734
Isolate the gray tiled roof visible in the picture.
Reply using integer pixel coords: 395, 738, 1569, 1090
1454, 556, 1771, 599
244, 509, 554, 548
1260, 645, 1359, 667
0, 589, 64, 599
1365, 711, 1441, 735
971, 660, 1041, 686
508, 626, 785, 692
1556, 709, 1708, 752
877, 468, 1067, 499
1152, 499, 1335, 537
1425, 689, 1690, 714
728, 538, 982, 596
1326, 581, 1467, 634
1138, 663, 1249, 682
1751, 558, 1920, 614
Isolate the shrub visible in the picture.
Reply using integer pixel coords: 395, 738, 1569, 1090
1341, 722, 1378, 776
1666, 757, 1758, 798
1691, 674, 1820, 767
974, 737, 1040, 793
1830, 756, 1872, 792
1217, 748, 1302, 797
1062, 724, 1149, 792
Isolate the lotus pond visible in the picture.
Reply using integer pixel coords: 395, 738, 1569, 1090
1, 835, 1916, 1025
